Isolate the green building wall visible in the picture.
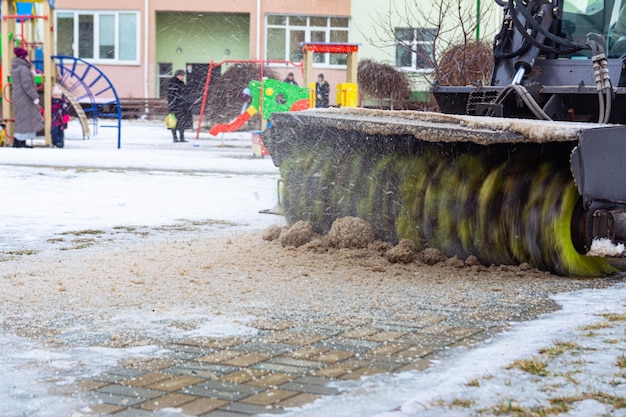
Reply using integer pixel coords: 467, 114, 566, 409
155, 12, 250, 94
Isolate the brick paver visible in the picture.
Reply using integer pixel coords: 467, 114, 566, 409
219, 369, 267, 384
122, 372, 174, 388
246, 372, 296, 388
137, 392, 197, 411
145, 375, 205, 392
277, 392, 320, 408
179, 397, 230, 416
240, 388, 299, 405
222, 353, 271, 367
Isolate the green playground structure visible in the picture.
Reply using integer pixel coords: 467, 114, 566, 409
208, 78, 310, 137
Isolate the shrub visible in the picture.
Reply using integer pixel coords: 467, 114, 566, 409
357, 59, 411, 109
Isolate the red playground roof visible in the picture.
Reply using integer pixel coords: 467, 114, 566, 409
300, 42, 359, 53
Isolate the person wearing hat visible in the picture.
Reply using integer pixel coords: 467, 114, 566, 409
315, 73, 329, 108
10, 46, 44, 147
240, 87, 252, 114
283, 72, 298, 86
50, 85, 70, 148
167, 69, 192, 143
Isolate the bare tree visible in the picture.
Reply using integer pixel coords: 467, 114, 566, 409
364, 0, 498, 87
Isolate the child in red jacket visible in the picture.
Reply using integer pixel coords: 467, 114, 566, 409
51, 86, 70, 148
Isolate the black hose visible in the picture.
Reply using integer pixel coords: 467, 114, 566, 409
494, 12, 535, 59
493, 84, 552, 120
494, 1, 548, 59
512, 0, 589, 53
509, 1, 581, 54
494, 33, 533, 59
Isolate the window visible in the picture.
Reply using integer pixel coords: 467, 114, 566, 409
55, 10, 139, 64
395, 28, 436, 71
158, 63, 173, 98
266, 15, 349, 66
56, 12, 74, 56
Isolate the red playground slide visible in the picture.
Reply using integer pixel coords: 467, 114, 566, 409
209, 110, 253, 136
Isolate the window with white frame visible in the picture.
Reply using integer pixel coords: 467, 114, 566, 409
395, 28, 436, 71
55, 10, 139, 64
266, 15, 349, 66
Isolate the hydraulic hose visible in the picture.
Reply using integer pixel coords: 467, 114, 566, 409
514, 2, 554, 74
511, 0, 588, 54
589, 41, 612, 123
600, 62, 611, 124
493, 8, 534, 59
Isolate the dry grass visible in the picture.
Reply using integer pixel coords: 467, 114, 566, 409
539, 341, 582, 357
59, 229, 106, 236
449, 398, 475, 408
466, 378, 480, 387
581, 322, 611, 331
507, 357, 549, 377
599, 313, 626, 322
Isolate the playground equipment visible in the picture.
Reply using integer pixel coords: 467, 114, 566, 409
300, 42, 359, 108
205, 43, 360, 141
0, 2, 122, 148
53, 55, 122, 148
196, 59, 304, 139
1, 0, 53, 146
209, 78, 309, 136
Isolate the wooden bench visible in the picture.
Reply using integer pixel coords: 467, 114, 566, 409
117, 98, 169, 119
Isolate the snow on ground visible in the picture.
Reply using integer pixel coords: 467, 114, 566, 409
0, 119, 285, 253
1, 119, 625, 416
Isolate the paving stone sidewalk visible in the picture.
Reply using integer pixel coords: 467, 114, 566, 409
68, 300, 552, 416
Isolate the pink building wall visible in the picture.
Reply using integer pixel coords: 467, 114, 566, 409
54, 0, 351, 100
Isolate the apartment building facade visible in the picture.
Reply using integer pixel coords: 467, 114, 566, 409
51, 0, 501, 103
53, 0, 352, 103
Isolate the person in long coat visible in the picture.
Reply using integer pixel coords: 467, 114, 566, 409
11, 47, 44, 147
167, 69, 192, 143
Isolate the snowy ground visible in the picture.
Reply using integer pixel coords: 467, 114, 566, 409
0, 119, 285, 253
1, 119, 625, 417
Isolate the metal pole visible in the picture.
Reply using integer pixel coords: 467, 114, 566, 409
144, 0, 149, 99
476, 0, 481, 40
195, 60, 214, 139
256, 0, 261, 60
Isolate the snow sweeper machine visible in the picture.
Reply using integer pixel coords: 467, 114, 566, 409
263, 0, 626, 277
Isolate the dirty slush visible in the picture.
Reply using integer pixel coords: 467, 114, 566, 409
0, 217, 620, 415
